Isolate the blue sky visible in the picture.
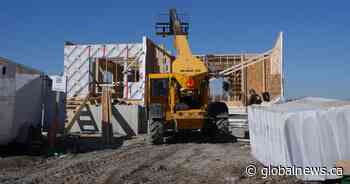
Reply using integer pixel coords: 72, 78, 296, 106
0, 0, 349, 99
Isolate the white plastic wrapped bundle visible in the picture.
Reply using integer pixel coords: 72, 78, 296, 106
248, 97, 350, 181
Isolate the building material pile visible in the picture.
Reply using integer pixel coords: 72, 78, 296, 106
248, 97, 350, 180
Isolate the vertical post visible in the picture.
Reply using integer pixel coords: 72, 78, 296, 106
123, 45, 129, 99
262, 58, 266, 92
88, 46, 92, 96
95, 58, 99, 94
160, 44, 166, 73
280, 32, 284, 99
114, 62, 118, 97
240, 54, 245, 105
243, 54, 248, 107
48, 91, 60, 148
102, 86, 113, 144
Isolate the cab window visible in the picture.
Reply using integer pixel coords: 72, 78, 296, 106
151, 79, 168, 96
1, 66, 6, 76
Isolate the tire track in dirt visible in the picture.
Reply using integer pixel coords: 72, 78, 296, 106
103, 144, 185, 184
30, 143, 151, 184
0, 141, 307, 184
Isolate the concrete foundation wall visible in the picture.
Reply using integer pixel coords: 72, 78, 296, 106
69, 104, 147, 137
0, 57, 48, 145
12, 74, 44, 143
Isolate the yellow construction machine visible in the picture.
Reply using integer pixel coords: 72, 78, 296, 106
147, 9, 229, 144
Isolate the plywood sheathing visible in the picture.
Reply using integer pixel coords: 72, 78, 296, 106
197, 32, 284, 107
145, 38, 174, 74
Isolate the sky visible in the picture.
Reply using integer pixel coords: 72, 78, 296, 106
0, 0, 349, 99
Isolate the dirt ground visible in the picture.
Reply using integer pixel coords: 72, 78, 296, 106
0, 134, 305, 184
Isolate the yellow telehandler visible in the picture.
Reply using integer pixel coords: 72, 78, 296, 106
147, 9, 229, 144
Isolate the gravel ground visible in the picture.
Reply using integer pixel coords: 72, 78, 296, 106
0, 134, 306, 184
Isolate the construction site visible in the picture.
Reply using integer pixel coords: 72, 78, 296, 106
1, 6, 350, 184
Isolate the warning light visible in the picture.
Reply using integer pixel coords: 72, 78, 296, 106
186, 78, 195, 88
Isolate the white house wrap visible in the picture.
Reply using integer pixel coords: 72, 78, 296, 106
248, 97, 350, 181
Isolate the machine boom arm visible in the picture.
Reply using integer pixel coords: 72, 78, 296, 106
169, 9, 193, 59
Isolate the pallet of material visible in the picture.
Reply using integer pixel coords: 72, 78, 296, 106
248, 97, 350, 181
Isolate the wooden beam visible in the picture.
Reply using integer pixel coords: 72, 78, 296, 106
65, 95, 89, 134
219, 50, 271, 76
102, 86, 113, 144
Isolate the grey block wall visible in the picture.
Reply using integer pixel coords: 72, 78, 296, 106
69, 104, 147, 137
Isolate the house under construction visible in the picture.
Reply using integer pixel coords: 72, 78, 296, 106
63, 33, 283, 136
197, 32, 283, 112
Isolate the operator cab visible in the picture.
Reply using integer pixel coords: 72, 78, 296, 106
148, 75, 207, 112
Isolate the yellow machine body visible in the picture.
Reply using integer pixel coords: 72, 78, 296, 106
147, 34, 209, 130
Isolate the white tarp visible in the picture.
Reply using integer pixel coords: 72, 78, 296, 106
248, 97, 350, 181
